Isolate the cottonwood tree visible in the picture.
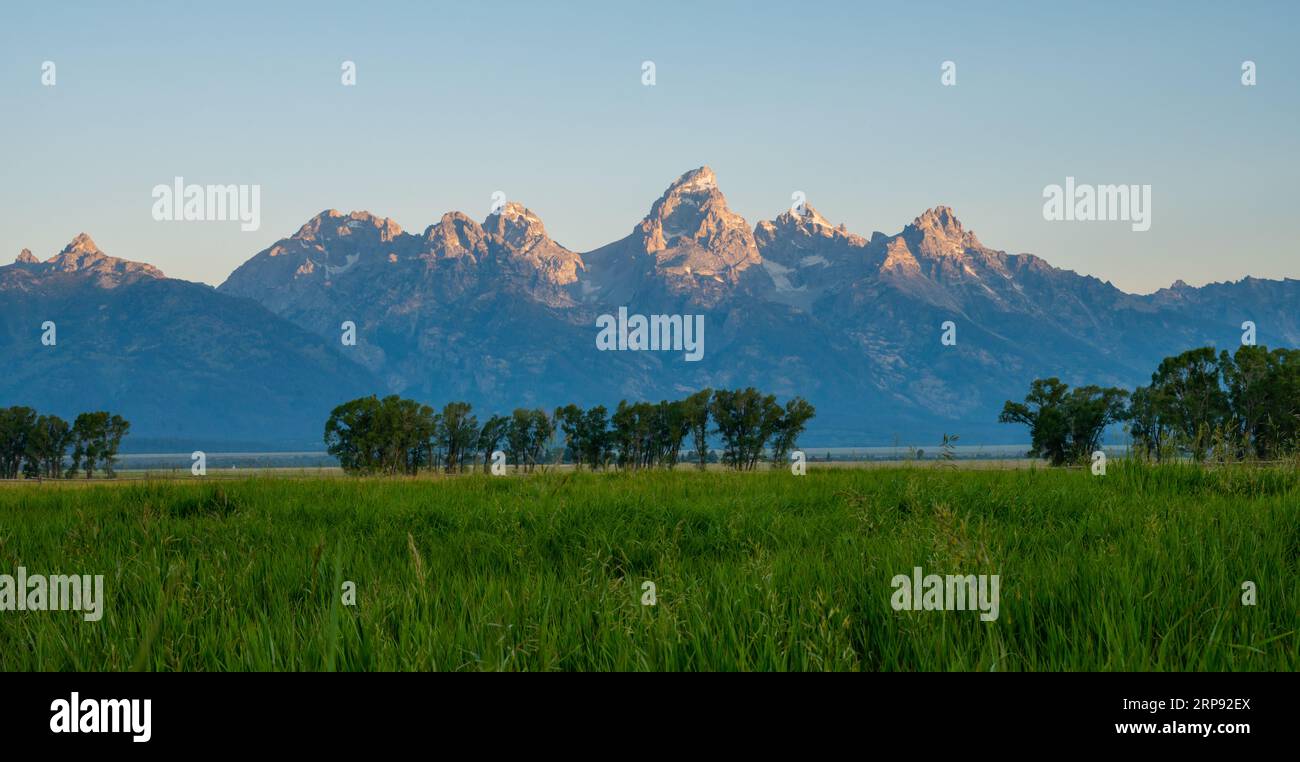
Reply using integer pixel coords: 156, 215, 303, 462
324, 395, 436, 475
607, 400, 688, 469
504, 408, 552, 471
656, 400, 690, 468
68, 411, 130, 478
1146, 348, 1229, 461
580, 405, 612, 468
0, 406, 38, 479
1065, 385, 1130, 461
681, 388, 712, 469
439, 401, 478, 473
769, 397, 816, 466
999, 379, 1127, 466
529, 409, 556, 469
556, 404, 611, 470
1218, 345, 1300, 459
506, 409, 532, 470
477, 415, 510, 471
609, 401, 644, 469
709, 388, 783, 470
1127, 385, 1170, 461
24, 414, 73, 478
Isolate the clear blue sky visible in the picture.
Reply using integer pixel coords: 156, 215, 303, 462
1, 0, 1295, 292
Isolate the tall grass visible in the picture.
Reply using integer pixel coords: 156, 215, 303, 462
0, 463, 1295, 671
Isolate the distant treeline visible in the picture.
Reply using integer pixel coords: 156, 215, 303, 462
1001, 345, 1300, 465
0, 408, 131, 479
324, 388, 815, 475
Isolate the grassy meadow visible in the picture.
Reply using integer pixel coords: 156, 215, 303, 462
0, 462, 1296, 671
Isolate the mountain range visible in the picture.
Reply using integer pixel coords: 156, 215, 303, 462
5, 166, 1298, 450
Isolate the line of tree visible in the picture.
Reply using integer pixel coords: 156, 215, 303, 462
999, 345, 1300, 465
0, 407, 131, 479
324, 388, 815, 475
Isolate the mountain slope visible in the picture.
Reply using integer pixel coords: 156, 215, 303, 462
9, 168, 1297, 449
580, 166, 769, 309
1, 235, 378, 449
216, 168, 1300, 445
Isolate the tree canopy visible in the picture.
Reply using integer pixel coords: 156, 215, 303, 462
1001, 344, 1300, 464
325, 388, 815, 475
0, 407, 129, 479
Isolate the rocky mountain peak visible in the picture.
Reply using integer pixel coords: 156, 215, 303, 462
913, 206, 963, 234
292, 210, 403, 243
759, 202, 852, 237
422, 212, 489, 261
13, 234, 167, 282
664, 165, 718, 195
487, 200, 540, 221
903, 206, 982, 257
642, 167, 739, 246
475, 204, 582, 297
754, 201, 868, 271
750, 201, 875, 308
483, 202, 550, 249
636, 166, 760, 279
62, 232, 101, 255
792, 202, 833, 228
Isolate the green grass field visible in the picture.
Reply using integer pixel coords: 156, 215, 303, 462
1, 462, 1296, 671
